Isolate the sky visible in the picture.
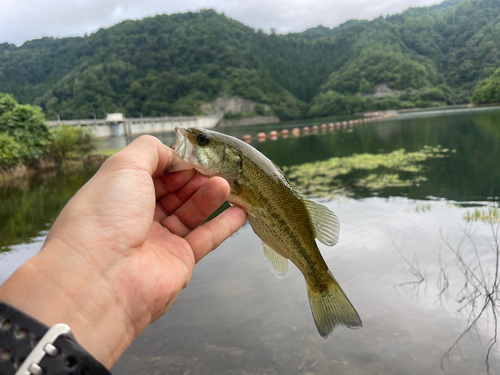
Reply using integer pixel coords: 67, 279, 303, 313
0, 0, 444, 46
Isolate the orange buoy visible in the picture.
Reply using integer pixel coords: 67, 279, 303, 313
292, 128, 300, 136
312, 125, 319, 133
321, 124, 327, 131
336, 122, 341, 128
282, 129, 290, 138
270, 130, 278, 140
303, 126, 310, 134
329, 123, 334, 130
257, 132, 266, 142
242, 134, 252, 143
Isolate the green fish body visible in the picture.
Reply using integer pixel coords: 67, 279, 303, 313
173, 127, 362, 337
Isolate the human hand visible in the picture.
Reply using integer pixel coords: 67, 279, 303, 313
0, 135, 247, 368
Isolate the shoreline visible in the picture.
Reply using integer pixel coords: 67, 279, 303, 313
0, 152, 115, 188
5, 103, 500, 188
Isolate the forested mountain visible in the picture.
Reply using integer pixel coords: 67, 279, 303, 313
0, 0, 499, 120
471, 67, 500, 103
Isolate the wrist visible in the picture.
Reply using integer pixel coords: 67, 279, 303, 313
0, 248, 139, 369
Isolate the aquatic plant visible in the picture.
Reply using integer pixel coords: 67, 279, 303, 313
357, 174, 427, 190
464, 206, 500, 224
406, 203, 433, 213
284, 145, 451, 197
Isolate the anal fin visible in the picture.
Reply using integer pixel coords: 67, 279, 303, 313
263, 243, 288, 278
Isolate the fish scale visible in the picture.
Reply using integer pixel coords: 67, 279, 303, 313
173, 127, 362, 337
229, 156, 324, 276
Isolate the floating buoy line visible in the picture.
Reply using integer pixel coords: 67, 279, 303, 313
241, 113, 397, 143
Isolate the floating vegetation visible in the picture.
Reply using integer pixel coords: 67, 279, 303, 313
464, 206, 500, 223
358, 174, 427, 190
405, 203, 433, 213
284, 146, 452, 197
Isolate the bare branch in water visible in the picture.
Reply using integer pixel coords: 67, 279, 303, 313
391, 233, 425, 297
437, 243, 450, 303
397, 203, 500, 373
438, 204, 500, 374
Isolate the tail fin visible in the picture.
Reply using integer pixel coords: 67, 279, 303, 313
306, 271, 362, 338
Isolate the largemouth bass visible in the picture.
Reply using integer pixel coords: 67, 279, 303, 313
173, 127, 362, 337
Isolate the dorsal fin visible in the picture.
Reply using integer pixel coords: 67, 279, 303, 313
303, 199, 340, 246
263, 243, 288, 278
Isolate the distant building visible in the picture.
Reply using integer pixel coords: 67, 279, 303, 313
105, 113, 125, 122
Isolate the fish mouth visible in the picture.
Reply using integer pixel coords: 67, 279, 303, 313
167, 126, 194, 173
174, 126, 187, 159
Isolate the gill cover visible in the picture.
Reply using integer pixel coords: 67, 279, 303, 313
173, 127, 242, 181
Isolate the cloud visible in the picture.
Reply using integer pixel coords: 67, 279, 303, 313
0, 0, 443, 46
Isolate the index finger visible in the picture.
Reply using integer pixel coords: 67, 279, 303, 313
186, 206, 248, 263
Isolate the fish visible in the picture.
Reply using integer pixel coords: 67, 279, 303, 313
173, 127, 362, 337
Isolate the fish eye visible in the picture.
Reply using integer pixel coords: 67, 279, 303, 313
197, 133, 210, 146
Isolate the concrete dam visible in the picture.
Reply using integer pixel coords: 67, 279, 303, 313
45, 114, 221, 138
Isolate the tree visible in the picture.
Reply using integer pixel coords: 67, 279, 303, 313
471, 67, 500, 104
0, 93, 50, 162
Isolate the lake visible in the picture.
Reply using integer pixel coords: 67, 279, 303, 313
1, 106, 500, 374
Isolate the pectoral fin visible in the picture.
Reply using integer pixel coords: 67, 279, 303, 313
263, 243, 288, 278
303, 199, 340, 246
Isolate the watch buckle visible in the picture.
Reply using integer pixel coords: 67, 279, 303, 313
15, 323, 75, 375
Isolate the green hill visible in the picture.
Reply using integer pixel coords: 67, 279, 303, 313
0, 0, 499, 120
471, 67, 500, 104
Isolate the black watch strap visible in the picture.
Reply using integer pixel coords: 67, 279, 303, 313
0, 301, 111, 375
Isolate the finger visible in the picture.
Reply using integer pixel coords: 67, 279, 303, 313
102, 135, 173, 177
153, 203, 168, 223
160, 177, 230, 237
156, 173, 210, 218
186, 206, 247, 263
153, 169, 197, 199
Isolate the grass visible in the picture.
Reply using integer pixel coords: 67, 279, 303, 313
96, 148, 121, 158
464, 206, 500, 223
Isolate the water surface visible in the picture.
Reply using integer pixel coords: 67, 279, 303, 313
1, 107, 500, 374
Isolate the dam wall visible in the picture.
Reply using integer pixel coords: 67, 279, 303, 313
46, 115, 221, 138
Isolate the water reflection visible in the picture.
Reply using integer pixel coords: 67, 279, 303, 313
0, 167, 99, 252
112, 197, 499, 375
